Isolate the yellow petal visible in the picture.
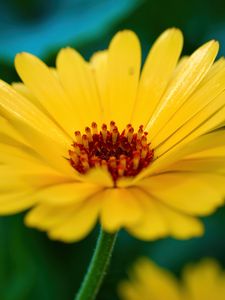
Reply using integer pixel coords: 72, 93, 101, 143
197, 57, 225, 83
146, 40, 219, 137
47, 196, 101, 242
0, 143, 63, 175
118, 281, 142, 300
0, 80, 70, 146
157, 202, 204, 239
12, 82, 42, 109
56, 48, 102, 127
0, 190, 36, 215
25, 203, 80, 230
153, 59, 225, 151
3, 115, 77, 178
26, 193, 101, 242
0, 145, 71, 184
188, 147, 225, 159
12, 81, 56, 121
15, 52, 77, 137
180, 130, 225, 158
167, 157, 225, 173
0, 154, 72, 191
135, 101, 225, 181
37, 182, 103, 205
90, 50, 108, 122
0, 115, 26, 145
153, 90, 225, 159
130, 258, 181, 300
182, 259, 225, 300
127, 184, 204, 239
23, 171, 73, 189
127, 189, 168, 240
79, 167, 114, 187
172, 55, 189, 77
133, 28, 183, 127
100, 188, 143, 232
138, 173, 224, 216
105, 30, 141, 129
162, 129, 225, 174
0, 166, 30, 191
0, 143, 41, 166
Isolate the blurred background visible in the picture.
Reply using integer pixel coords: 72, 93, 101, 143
0, 0, 225, 299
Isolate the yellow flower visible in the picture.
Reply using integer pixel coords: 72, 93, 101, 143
118, 258, 225, 300
0, 28, 225, 242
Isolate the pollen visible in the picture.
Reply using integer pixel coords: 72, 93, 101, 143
68, 122, 154, 182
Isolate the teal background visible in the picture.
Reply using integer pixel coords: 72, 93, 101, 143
0, 0, 225, 299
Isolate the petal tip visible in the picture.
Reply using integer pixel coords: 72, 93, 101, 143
201, 39, 220, 55
161, 27, 184, 44
110, 30, 140, 48
15, 52, 33, 61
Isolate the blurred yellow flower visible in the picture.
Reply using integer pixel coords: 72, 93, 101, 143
0, 28, 225, 242
118, 258, 225, 300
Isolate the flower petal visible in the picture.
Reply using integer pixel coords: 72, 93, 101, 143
182, 260, 225, 299
26, 192, 101, 242
121, 259, 181, 300
179, 130, 225, 158
118, 281, 142, 300
0, 190, 36, 215
146, 40, 219, 137
0, 80, 70, 145
12, 82, 43, 110
4, 116, 77, 178
136, 107, 225, 181
157, 203, 204, 239
90, 50, 108, 120
48, 197, 101, 242
25, 203, 79, 230
0, 116, 26, 145
0, 144, 74, 192
105, 30, 141, 129
37, 182, 103, 205
138, 173, 224, 216
79, 167, 114, 187
0, 143, 42, 167
100, 188, 143, 232
127, 189, 168, 240
56, 48, 102, 127
153, 59, 225, 153
133, 28, 183, 128
166, 156, 225, 173
15, 52, 78, 137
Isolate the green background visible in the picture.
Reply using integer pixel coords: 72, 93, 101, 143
0, 0, 225, 299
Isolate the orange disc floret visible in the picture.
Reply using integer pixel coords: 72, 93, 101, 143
68, 122, 154, 182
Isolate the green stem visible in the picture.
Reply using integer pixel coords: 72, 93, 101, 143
74, 228, 118, 300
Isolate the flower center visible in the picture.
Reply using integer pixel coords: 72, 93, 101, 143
68, 121, 154, 182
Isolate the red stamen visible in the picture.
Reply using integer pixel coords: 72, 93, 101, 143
101, 124, 108, 142
112, 127, 118, 144
110, 121, 116, 132
85, 127, 93, 142
91, 122, 98, 135
68, 122, 154, 182
75, 131, 82, 144
82, 134, 89, 149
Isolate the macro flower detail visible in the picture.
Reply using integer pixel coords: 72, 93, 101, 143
0, 28, 225, 242
69, 122, 154, 182
118, 258, 225, 300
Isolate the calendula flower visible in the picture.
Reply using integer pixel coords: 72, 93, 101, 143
0, 28, 225, 242
118, 258, 225, 300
